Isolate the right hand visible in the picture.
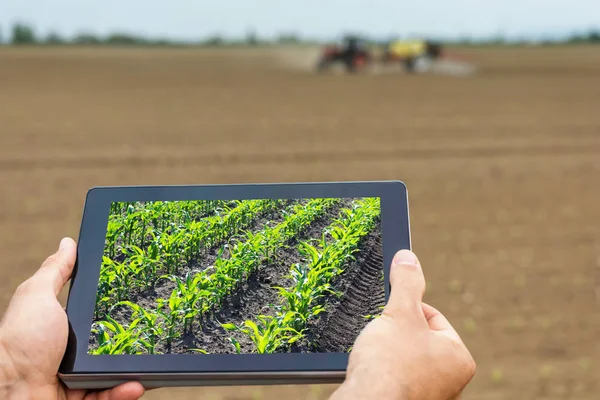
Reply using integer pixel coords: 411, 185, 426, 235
330, 250, 476, 400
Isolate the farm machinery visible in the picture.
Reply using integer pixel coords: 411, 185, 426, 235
315, 36, 373, 73
315, 37, 475, 76
380, 39, 444, 72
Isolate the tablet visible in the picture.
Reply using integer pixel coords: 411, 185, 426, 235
59, 180, 410, 390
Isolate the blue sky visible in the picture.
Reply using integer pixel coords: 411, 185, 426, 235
1, 0, 599, 41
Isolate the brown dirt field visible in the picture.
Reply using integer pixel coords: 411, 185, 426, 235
0, 45, 599, 399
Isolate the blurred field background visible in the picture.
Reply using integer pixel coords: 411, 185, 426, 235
1, 3, 600, 399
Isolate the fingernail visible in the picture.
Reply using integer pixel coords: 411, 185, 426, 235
59, 237, 70, 251
393, 249, 418, 265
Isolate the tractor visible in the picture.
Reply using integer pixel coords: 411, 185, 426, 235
315, 36, 373, 73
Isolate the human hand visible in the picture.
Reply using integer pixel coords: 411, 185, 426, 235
0, 237, 145, 400
330, 250, 476, 400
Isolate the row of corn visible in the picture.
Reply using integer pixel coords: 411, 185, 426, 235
221, 197, 381, 354
96, 198, 295, 317
90, 197, 343, 354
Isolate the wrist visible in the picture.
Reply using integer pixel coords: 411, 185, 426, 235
0, 334, 26, 400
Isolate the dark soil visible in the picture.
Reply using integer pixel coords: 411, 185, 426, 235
298, 222, 385, 353
166, 197, 356, 354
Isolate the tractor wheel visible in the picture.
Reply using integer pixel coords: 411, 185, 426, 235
404, 57, 416, 73
426, 42, 442, 59
343, 56, 357, 73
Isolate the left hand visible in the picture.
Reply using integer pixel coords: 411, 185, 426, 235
0, 237, 145, 400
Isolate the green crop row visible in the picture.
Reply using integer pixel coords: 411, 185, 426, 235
89, 197, 342, 354
95, 198, 293, 317
105, 200, 233, 258
174, 198, 342, 326
222, 197, 381, 354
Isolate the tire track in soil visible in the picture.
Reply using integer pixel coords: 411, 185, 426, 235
170, 198, 357, 354
303, 225, 385, 353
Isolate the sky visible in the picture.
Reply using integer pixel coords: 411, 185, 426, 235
1, 0, 600, 42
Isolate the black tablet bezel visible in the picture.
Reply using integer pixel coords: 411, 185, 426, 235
59, 180, 410, 375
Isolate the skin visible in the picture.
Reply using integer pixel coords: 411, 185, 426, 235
0, 237, 145, 400
0, 238, 475, 400
329, 249, 476, 400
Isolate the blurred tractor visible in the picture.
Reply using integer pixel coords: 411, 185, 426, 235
316, 36, 373, 73
381, 39, 443, 73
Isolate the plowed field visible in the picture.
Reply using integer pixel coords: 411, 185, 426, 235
0, 45, 598, 399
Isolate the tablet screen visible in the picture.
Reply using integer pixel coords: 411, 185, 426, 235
88, 197, 384, 355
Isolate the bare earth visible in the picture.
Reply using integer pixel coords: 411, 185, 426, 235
0, 45, 598, 399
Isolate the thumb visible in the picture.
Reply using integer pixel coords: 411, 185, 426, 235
30, 237, 77, 296
383, 249, 426, 320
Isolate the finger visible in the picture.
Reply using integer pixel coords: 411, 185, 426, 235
383, 249, 426, 318
84, 382, 145, 400
422, 302, 462, 342
32, 237, 77, 296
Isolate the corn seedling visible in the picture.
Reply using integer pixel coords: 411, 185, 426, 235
113, 301, 164, 354
156, 289, 186, 349
90, 315, 146, 355
222, 314, 304, 354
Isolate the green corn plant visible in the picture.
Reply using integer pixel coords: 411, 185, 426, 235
148, 201, 166, 233
162, 269, 215, 321
190, 272, 217, 318
113, 301, 164, 354
222, 314, 303, 354
109, 202, 121, 215
161, 271, 212, 333
122, 206, 141, 246
94, 259, 116, 318
184, 221, 205, 261
100, 256, 135, 302
136, 207, 156, 248
89, 315, 146, 355
272, 261, 335, 332
123, 245, 161, 290
210, 257, 241, 304
156, 289, 186, 349
147, 241, 162, 285
104, 219, 124, 259
227, 337, 242, 354
157, 230, 186, 274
